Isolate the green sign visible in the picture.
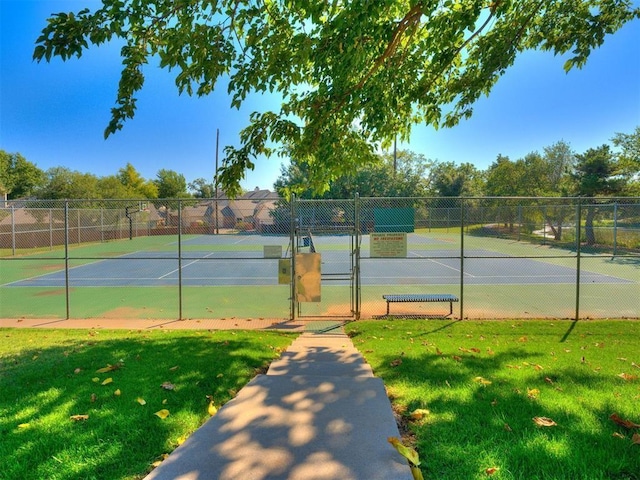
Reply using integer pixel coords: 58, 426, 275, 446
374, 208, 414, 232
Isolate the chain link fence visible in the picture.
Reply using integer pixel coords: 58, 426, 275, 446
1, 197, 638, 321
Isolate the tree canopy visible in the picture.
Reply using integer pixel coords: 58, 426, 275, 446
33, 0, 640, 196
0, 150, 45, 199
275, 149, 431, 198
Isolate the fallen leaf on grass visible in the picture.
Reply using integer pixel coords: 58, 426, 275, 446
74, 368, 82, 374
90, 393, 97, 403
18, 423, 30, 429
473, 376, 492, 386
618, 373, 638, 381
486, 467, 500, 475
610, 413, 640, 429
92, 377, 100, 383
527, 388, 540, 399
503, 423, 512, 432
151, 453, 169, 467
409, 409, 431, 420
70, 414, 89, 421
114, 389, 121, 396
161, 382, 175, 390
136, 397, 146, 405
452, 355, 462, 362
169, 366, 179, 371
96, 363, 123, 373
101, 378, 113, 386
632, 433, 640, 445
155, 409, 170, 419
544, 377, 554, 384
206, 395, 218, 416
533, 417, 557, 427
390, 358, 402, 367
387, 437, 420, 467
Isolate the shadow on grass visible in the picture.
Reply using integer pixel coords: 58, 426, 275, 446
0, 330, 293, 480
349, 321, 640, 480
560, 319, 579, 343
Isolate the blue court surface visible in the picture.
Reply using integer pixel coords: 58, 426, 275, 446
4, 248, 631, 287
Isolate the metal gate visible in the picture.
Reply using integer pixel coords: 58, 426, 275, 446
290, 197, 361, 319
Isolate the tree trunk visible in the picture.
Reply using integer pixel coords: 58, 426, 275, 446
548, 221, 562, 241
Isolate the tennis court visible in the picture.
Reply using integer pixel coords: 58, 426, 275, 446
3, 233, 632, 287
1, 195, 638, 320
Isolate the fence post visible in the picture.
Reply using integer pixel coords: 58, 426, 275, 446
50, 208, 53, 250
575, 201, 581, 321
517, 204, 522, 241
460, 199, 465, 320
354, 193, 361, 320
178, 201, 183, 320
290, 194, 297, 321
11, 205, 16, 255
613, 200, 618, 257
64, 201, 70, 319
542, 205, 547, 245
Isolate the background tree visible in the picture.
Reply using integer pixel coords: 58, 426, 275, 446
611, 126, 640, 195
540, 140, 576, 240
33, 1, 640, 196
572, 145, 624, 245
151, 169, 192, 225
96, 175, 138, 199
35, 167, 100, 200
0, 150, 45, 199
117, 163, 159, 198
429, 161, 485, 197
154, 169, 190, 199
275, 150, 431, 199
188, 178, 216, 198
542, 140, 575, 195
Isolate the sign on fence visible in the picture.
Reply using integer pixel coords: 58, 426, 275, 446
370, 232, 407, 258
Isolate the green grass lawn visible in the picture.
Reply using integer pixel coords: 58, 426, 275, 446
344, 319, 640, 480
2, 321, 639, 480
0, 328, 295, 480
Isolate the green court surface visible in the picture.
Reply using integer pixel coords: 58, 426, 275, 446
1, 233, 638, 320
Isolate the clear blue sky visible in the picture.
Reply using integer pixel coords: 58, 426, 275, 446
1, 0, 639, 191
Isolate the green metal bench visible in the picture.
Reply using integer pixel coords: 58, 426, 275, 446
382, 294, 459, 316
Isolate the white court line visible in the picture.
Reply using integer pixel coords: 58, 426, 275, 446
408, 251, 474, 276
158, 252, 217, 279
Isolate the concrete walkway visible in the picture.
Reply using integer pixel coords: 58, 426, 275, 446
144, 329, 412, 480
